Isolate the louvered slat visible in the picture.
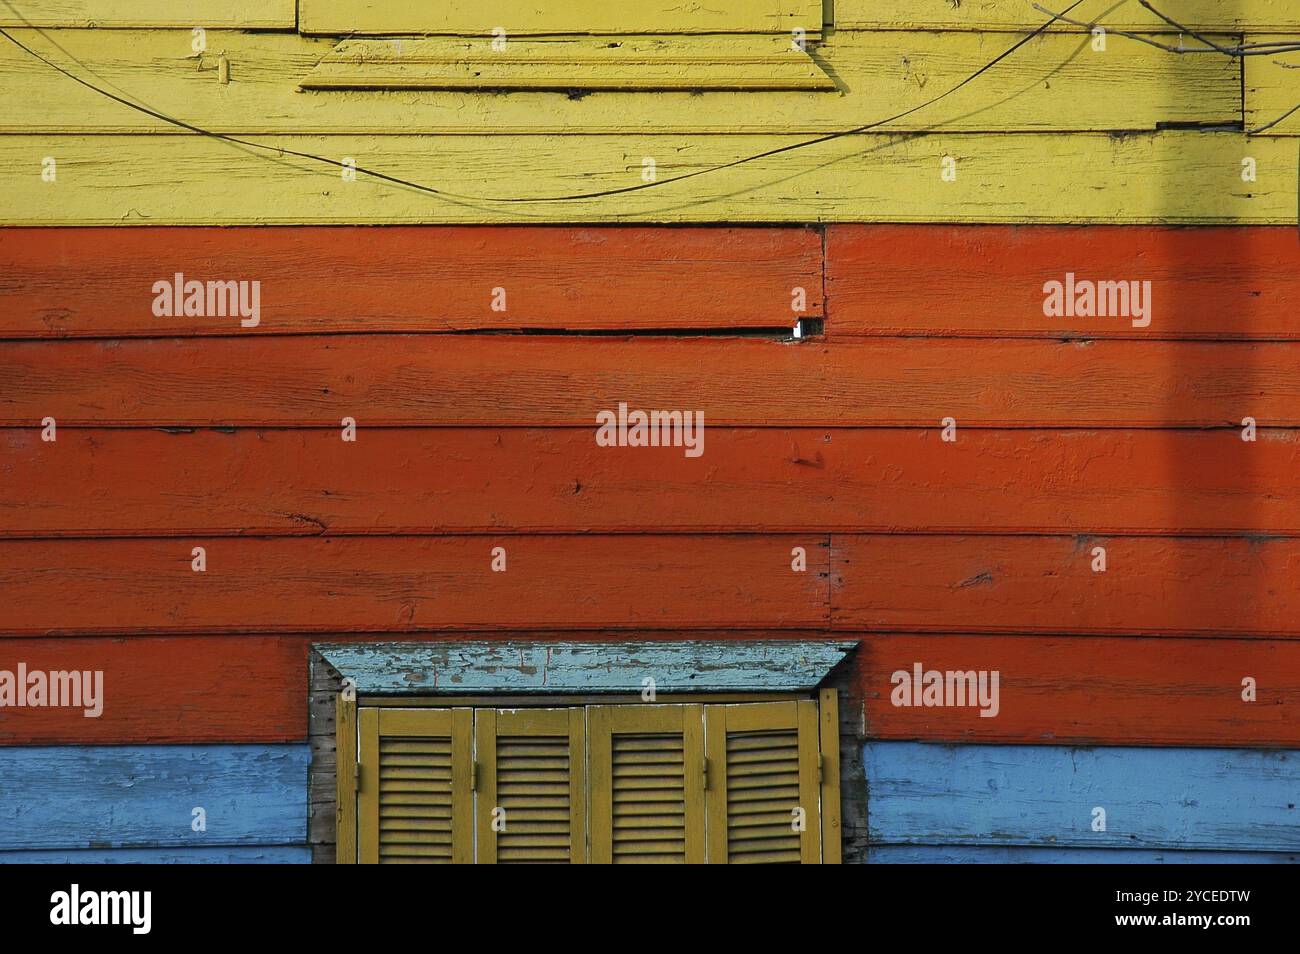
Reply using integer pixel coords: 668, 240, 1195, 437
725, 728, 801, 864
496, 734, 572, 863
611, 733, 686, 862
378, 736, 454, 863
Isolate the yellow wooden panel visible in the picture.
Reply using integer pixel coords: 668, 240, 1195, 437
0, 28, 1238, 133
1244, 39, 1300, 135
704, 701, 821, 864
4, 131, 1288, 224
300, 0, 822, 34
0, 0, 295, 28
588, 704, 705, 864
302, 35, 835, 92
335, 694, 357, 865
818, 687, 841, 865
837, 0, 1300, 32
358, 708, 473, 864
475, 707, 587, 864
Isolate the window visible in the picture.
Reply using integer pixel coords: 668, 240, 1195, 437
340, 695, 840, 864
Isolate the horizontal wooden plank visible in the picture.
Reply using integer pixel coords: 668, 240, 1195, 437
827, 225, 1300, 339
0, 29, 1236, 134
0, 132, 1287, 225
0, 846, 310, 862
301, 36, 836, 92
0, 1, 295, 28
0, 636, 305, 744
859, 635, 1300, 746
0, 744, 308, 850
0, 226, 820, 337
0, 536, 831, 635
833, 535, 1300, 637
837, 0, 1300, 32
0, 631, 843, 744
6, 631, 1293, 747
4, 428, 1299, 537
863, 741, 1300, 850
5, 336, 1299, 427
318, 639, 855, 695
300, 0, 822, 34
1244, 40, 1300, 136
868, 846, 1299, 864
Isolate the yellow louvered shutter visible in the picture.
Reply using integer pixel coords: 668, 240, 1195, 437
475, 707, 587, 863
357, 708, 474, 864
588, 704, 706, 863
704, 700, 822, 863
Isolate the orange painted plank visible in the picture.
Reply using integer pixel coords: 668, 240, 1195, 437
4, 427, 1299, 537
857, 634, 1300, 747
3, 336, 1297, 426
833, 535, 1300, 637
0, 536, 830, 636
0, 226, 819, 337
0, 636, 305, 744
827, 225, 1300, 340
0, 631, 832, 744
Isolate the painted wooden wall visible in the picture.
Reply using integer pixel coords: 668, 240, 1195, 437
1, 1, 1298, 863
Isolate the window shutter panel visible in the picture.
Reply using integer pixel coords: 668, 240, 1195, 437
357, 708, 474, 864
704, 700, 822, 863
475, 707, 587, 863
588, 704, 706, 863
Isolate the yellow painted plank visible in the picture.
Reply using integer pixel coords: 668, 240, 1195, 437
302, 35, 836, 92
0, 0, 295, 29
2, 131, 1287, 224
837, 0, 1300, 32
0, 28, 1238, 134
335, 694, 357, 865
300, 0, 822, 35
1244, 38, 1300, 134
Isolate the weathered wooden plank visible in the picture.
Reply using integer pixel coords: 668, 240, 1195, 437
0, 1, 294, 28
837, 0, 1300, 32
0, 636, 306, 744
0, 846, 310, 863
827, 225, 1300, 339
859, 635, 1300, 746
868, 846, 1300, 864
0, 29, 1236, 133
0, 744, 309, 850
1244, 41, 1300, 136
299, 0, 822, 35
833, 535, 1300, 637
317, 639, 855, 695
301, 36, 836, 92
4, 428, 1299, 537
0, 536, 832, 635
0, 132, 1287, 225
0, 226, 821, 337
862, 742, 1300, 851
5, 336, 1298, 427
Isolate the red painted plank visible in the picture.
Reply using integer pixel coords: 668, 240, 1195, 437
0, 631, 833, 744
0, 536, 830, 636
832, 535, 1300, 637
3, 336, 1297, 426
826, 225, 1300, 339
857, 634, 1300, 747
4, 427, 1299, 537
0, 226, 820, 336
6, 631, 1293, 747
0, 636, 305, 744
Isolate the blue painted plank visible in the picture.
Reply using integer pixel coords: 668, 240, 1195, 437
0, 846, 310, 864
864, 742, 1300, 851
317, 640, 857, 695
869, 846, 1299, 864
0, 744, 309, 850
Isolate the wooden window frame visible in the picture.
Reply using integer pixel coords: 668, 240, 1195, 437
337, 690, 841, 864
